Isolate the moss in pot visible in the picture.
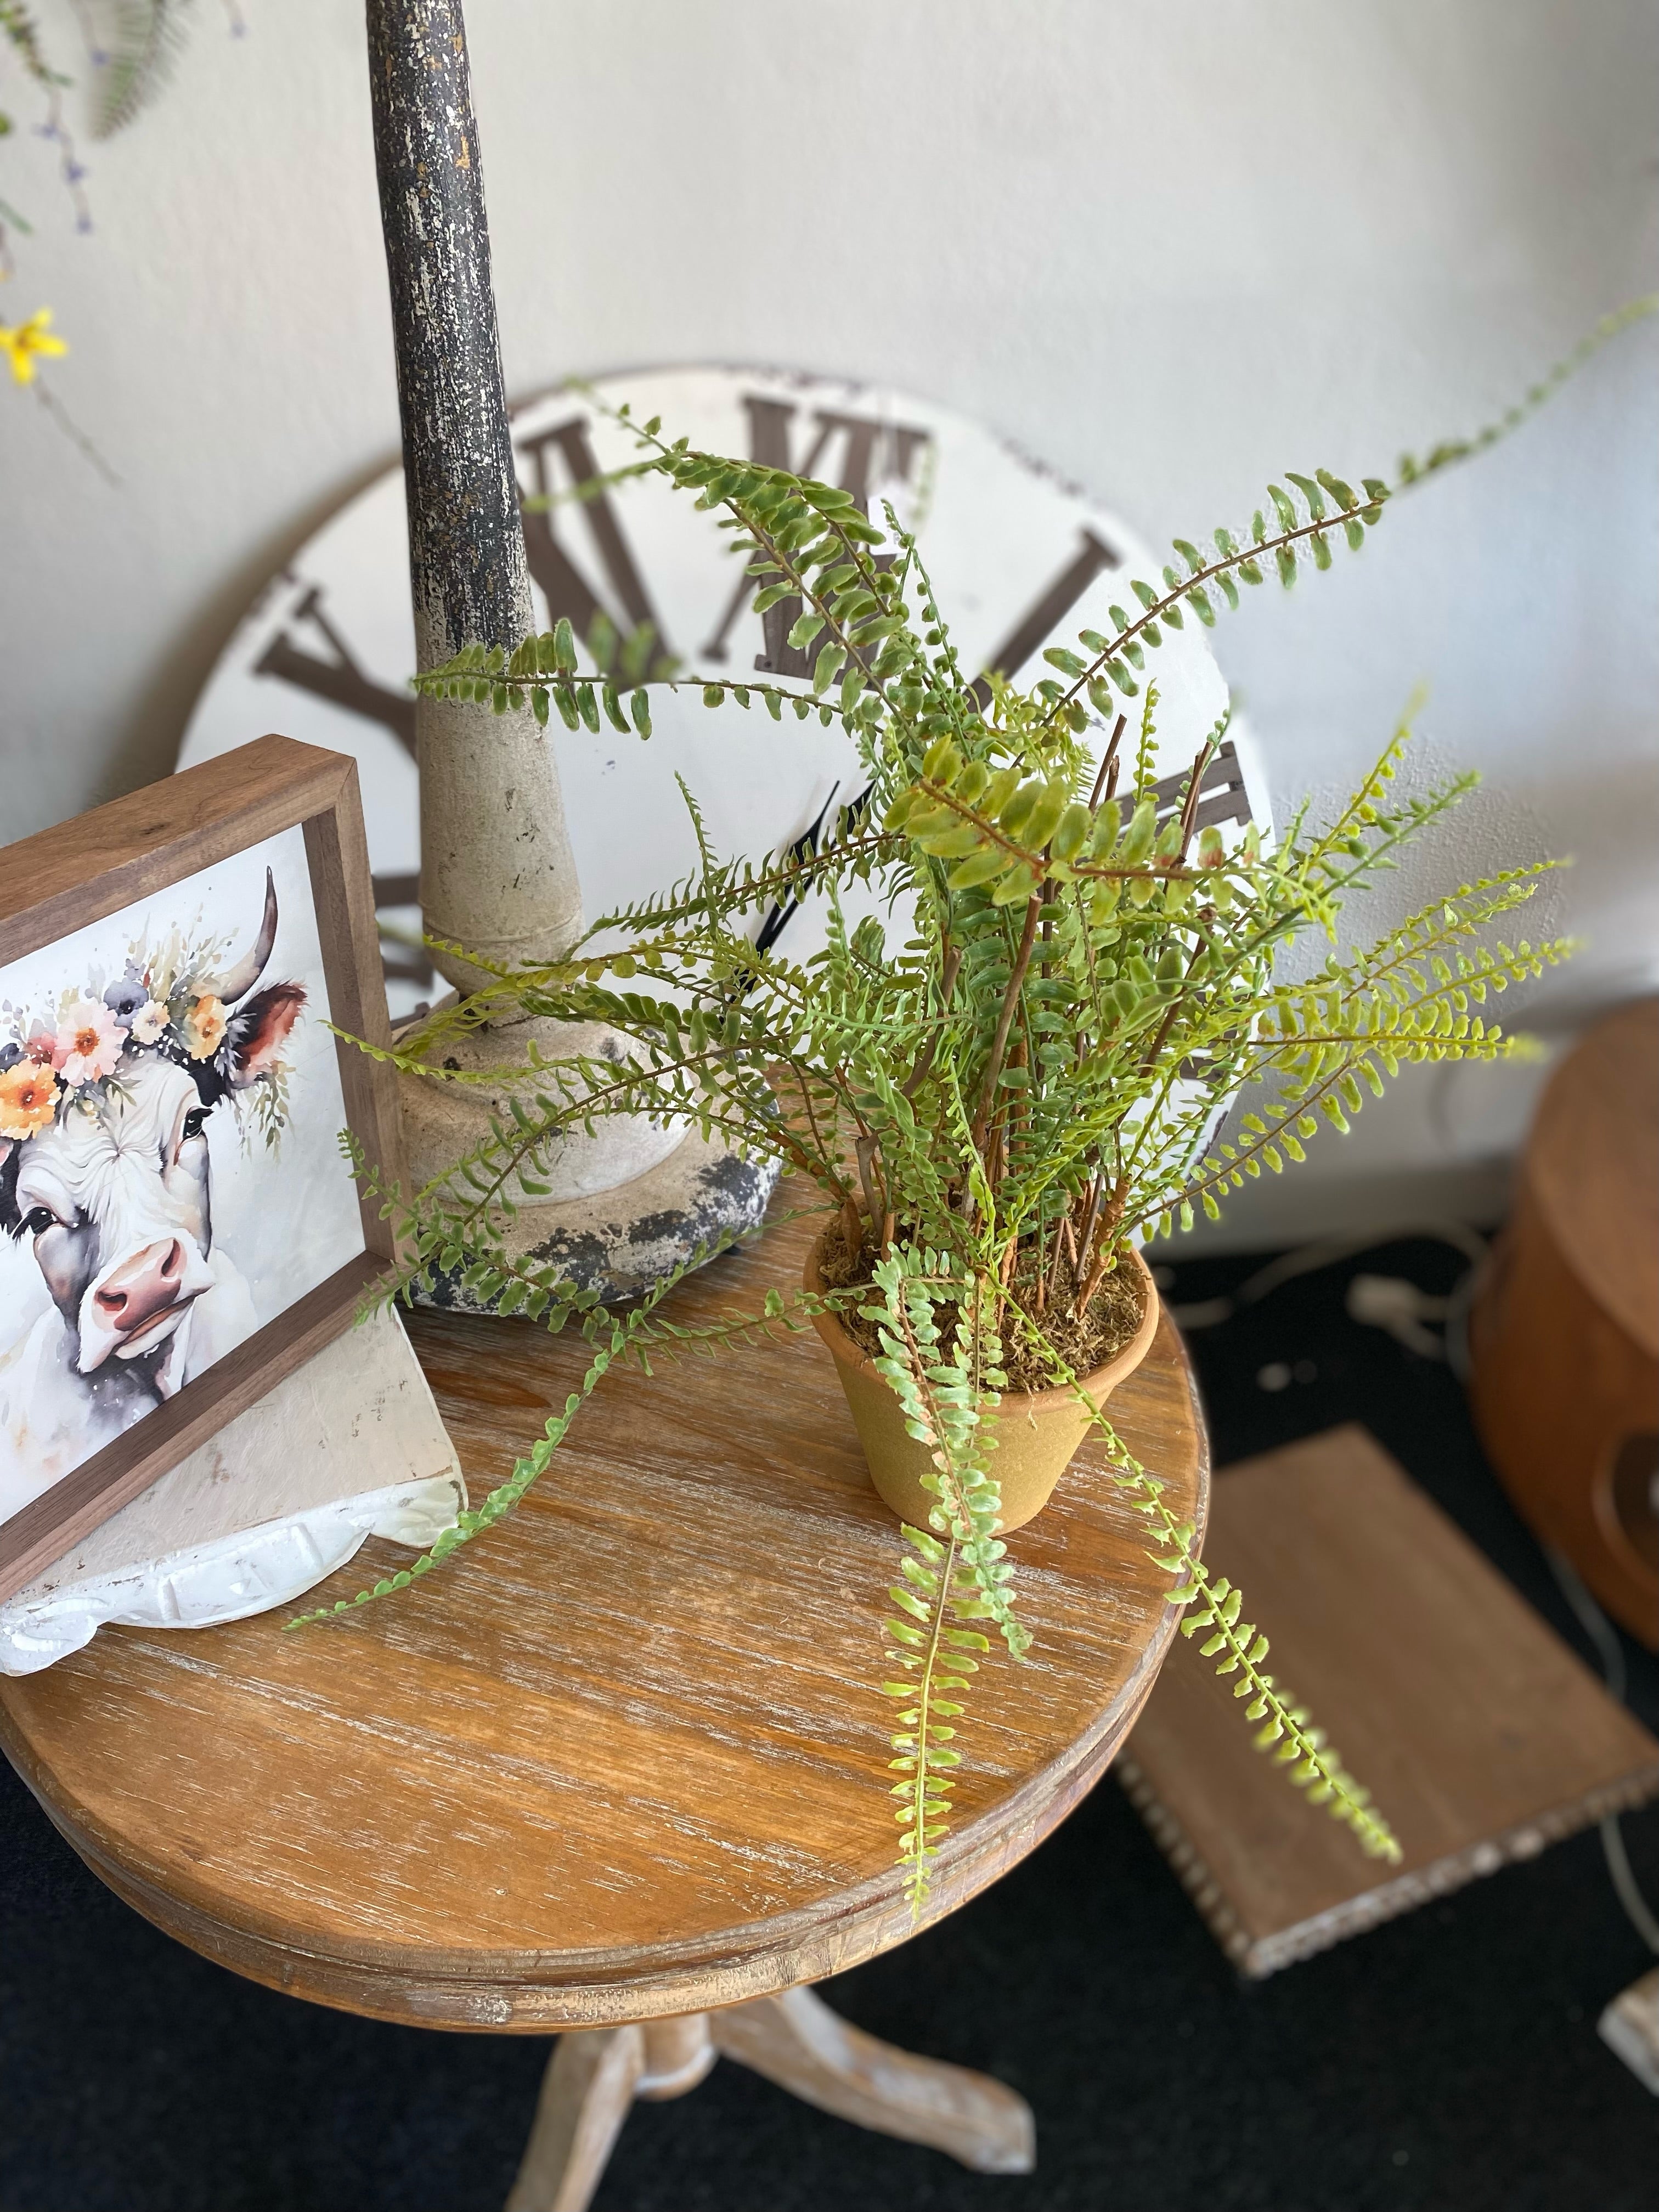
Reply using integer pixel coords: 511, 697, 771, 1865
307, 346, 1629, 1906
808, 1212, 1158, 1531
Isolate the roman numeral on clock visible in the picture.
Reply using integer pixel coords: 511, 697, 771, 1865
1150, 738, 1254, 836
969, 528, 1121, 706
253, 583, 417, 756
368, 880, 436, 996
515, 417, 671, 662
249, 588, 433, 990
702, 394, 933, 670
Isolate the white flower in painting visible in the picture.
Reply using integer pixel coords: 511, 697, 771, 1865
52, 1000, 125, 1086
129, 1000, 170, 1046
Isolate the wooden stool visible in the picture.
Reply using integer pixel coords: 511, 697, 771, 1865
1469, 998, 1659, 1647
0, 1211, 1206, 2209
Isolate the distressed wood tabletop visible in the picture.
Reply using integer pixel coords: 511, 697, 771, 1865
0, 1207, 1206, 2032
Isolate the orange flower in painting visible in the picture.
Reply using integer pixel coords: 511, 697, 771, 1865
181, 995, 227, 1060
0, 1060, 62, 1139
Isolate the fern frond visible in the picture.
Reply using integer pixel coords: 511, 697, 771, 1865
1091, 1415, 1402, 1863
87, 0, 194, 140
285, 1221, 752, 1630
884, 1523, 989, 1916
1175, 1561, 1400, 1860
342, 323, 1657, 1902
1395, 292, 1659, 489
866, 1247, 1027, 1658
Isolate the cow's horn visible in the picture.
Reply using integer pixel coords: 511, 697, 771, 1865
211, 868, 279, 1005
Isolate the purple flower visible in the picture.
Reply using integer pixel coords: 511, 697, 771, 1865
104, 978, 148, 1026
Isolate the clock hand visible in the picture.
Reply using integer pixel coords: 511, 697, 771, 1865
750, 780, 877, 961
752, 780, 841, 961
724, 781, 877, 1008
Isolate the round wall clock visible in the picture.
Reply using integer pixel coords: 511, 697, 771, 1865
178, 365, 1267, 1018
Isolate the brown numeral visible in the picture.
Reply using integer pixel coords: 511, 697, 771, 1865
516, 419, 669, 657
1149, 739, 1254, 834
249, 591, 433, 991
366, 873, 434, 996
701, 396, 932, 670
253, 584, 417, 757
969, 528, 1121, 707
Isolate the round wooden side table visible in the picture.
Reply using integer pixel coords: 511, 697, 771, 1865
0, 1211, 1207, 2210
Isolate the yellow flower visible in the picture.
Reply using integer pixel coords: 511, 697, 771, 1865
0, 309, 69, 388
0, 1059, 63, 1139
181, 995, 227, 1060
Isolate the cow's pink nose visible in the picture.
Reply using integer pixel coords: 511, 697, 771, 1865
94, 1239, 187, 1334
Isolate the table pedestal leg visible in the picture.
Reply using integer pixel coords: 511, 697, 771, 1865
503, 2025, 639, 2212
505, 2015, 717, 2212
504, 1989, 1034, 2210
713, 1986, 1035, 2171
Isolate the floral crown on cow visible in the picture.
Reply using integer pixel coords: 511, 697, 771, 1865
0, 870, 304, 1157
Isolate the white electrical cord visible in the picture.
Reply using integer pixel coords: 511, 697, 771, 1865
1345, 1273, 1453, 1358
1167, 1221, 1488, 1353
1541, 1544, 1659, 1958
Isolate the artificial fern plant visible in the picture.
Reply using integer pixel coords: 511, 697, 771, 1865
300, 391, 1579, 1912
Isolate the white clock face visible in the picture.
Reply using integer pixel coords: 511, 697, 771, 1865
178, 365, 1263, 1016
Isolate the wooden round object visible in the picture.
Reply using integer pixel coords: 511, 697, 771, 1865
0, 1210, 1206, 2032
1470, 999, 1659, 1647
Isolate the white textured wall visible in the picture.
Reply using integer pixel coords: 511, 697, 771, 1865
3, 0, 1655, 1244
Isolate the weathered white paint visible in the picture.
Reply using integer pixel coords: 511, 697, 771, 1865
3, 0, 1654, 1243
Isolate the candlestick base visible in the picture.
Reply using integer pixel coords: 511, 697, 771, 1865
410, 1121, 780, 1311
396, 1020, 778, 1309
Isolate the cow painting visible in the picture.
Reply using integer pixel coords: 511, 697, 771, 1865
0, 870, 305, 1510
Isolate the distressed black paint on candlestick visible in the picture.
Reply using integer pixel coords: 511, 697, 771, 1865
365, 0, 532, 668
360, 0, 783, 1287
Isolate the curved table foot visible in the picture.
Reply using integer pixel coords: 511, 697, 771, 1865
714, 1987, 1035, 2174
505, 2025, 644, 2212
507, 2016, 717, 2210
504, 1989, 1034, 2208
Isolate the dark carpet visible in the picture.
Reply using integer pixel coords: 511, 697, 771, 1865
2, 1235, 1655, 2211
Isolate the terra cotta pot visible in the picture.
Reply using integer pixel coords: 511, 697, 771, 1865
804, 1232, 1160, 1532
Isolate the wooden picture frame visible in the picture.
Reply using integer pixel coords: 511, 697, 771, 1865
0, 735, 404, 1603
